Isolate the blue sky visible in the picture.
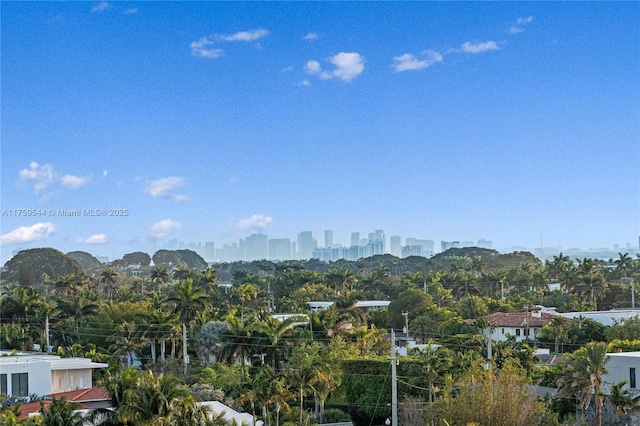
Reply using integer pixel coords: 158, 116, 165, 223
1, 1, 639, 263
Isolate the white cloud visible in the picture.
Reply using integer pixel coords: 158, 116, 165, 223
303, 32, 319, 40
103, 170, 108, 177
61, 174, 90, 189
329, 52, 365, 82
306, 52, 365, 82
509, 16, 534, 34
77, 234, 109, 244
191, 28, 269, 58
234, 214, 273, 231
1, 222, 56, 245
19, 162, 55, 195
517, 16, 534, 25
123, 8, 139, 15
149, 219, 183, 238
392, 50, 443, 72
91, 1, 110, 12
19, 162, 92, 197
191, 37, 224, 58
461, 41, 500, 54
146, 176, 187, 201
220, 28, 269, 42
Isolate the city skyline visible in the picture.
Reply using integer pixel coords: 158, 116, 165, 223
2, 2, 638, 264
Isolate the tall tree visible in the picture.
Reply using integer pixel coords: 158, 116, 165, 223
558, 341, 610, 426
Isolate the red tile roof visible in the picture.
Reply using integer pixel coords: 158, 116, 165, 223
47, 387, 108, 402
15, 401, 50, 419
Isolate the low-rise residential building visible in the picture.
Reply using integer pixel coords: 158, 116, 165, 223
0, 352, 108, 399
469, 310, 577, 344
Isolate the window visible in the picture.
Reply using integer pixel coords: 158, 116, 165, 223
0, 374, 6, 395
631, 368, 636, 389
11, 373, 28, 397
501, 328, 505, 334
515, 329, 521, 336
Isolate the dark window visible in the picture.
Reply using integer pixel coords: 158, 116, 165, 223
515, 329, 521, 336
631, 368, 636, 389
0, 374, 6, 395
11, 373, 28, 397
501, 328, 504, 334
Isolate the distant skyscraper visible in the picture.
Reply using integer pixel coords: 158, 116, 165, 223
351, 232, 360, 247
269, 238, 292, 261
204, 242, 215, 261
441, 241, 460, 252
368, 229, 386, 253
297, 231, 317, 259
405, 238, 434, 257
324, 230, 333, 248
477, 239, 493, 249
390, 235, 402, 257
240, 234, 268, 261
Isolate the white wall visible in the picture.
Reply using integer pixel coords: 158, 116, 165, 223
603, 352, 640, 394
0, 359, 51, 397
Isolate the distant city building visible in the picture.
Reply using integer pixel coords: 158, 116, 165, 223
405, 238, 434, 257
240, 234, 268, 261
324, 230, 333, 248
390, 235, 402, 257
297, 231, 317, 259
477, 239, 493, 249
351, 232, 360, 247
204, 242, 215, 261
268, 238, 292, 261
368, 229, 386, 253
441, 241, 460, 252
461, 240, 475, 248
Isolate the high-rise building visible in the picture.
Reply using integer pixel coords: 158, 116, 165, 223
351, 232, 360, 247
240, 234, 268, 261
269, 238, 292, 261
405, 238, 434, 257
390, 235, 402, 257
297, 231, 317, 259
324, 230, 333, 248
204, 242, 215, 261
477, 239, 493, 249
441, 241, 460, 252
368, 229, 386, 253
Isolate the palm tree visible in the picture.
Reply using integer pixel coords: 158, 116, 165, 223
100, 267, 118, 300
108, 321, 142, 367
576, 271, 607, 309
548, 316, 568, 353
199, 266, 219, 296
150, 266, 170, 293
39, 397, 87, 426
254, 315, 295, 371
166, 278, 211, 326
608, 380, 640, 415
233, 282, 259, 320
285, 343, 323, 426
615, 253, 633, 279
558, 341, 610, 426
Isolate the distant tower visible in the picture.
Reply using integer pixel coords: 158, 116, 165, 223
351, 232, 360, 247
325, 230, 334, 248
390, 235, 402, 257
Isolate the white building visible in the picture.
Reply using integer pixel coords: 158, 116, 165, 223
0, 352, 108, 399
602, 352, 640, 394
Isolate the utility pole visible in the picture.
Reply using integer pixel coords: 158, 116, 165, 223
390, 329, 398, 426
183, 323, 188, 375
45, 316, 50, 353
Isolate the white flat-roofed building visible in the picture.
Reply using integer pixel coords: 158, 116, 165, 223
602, 352, 640, 395
0, 353, 107, 399
307, 300, 390, 312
